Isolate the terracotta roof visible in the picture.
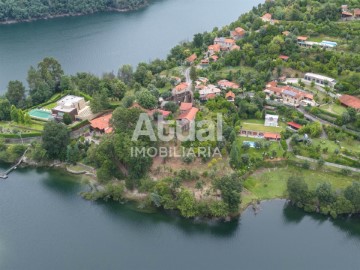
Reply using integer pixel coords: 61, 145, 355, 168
206, 93, 216, 100
262, 13, 272, 20
282, 31, 290, 36
175, 82, 188, 92
90, 113, 113, 133
211, 55, 219, 61
342, 11, 353, 16
218, 79, 239, 89
225, 91, 235, 99
231, 45, 241, 51
177, 107, 199, 122
279, 55, 289, 60
287, 122, 302, 129
264, 132, 281, 139
234, 27, 246, 35
179, 102, 193, 111
297, 36, 308, 41
339, 95, 360, 109
208, 44, 221, 52
186, 53, 197, 63
266, 81, 278, 88
354, 9, 360, 16
225, 38, 236, 44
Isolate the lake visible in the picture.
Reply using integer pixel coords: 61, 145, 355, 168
0, 165, 359, 270
0, 0, 263, 93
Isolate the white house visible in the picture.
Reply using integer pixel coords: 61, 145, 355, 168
304, 73, 337, 88
264, 114, 279, 127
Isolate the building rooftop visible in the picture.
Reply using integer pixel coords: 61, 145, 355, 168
339, 95, 360, 110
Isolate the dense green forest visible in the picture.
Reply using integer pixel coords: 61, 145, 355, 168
0, 0, 148, 22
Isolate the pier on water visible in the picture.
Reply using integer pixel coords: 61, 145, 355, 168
0, 148, 29, 179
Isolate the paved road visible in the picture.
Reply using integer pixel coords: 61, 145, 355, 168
295, 155, 360, 173
184, 67, 194, 102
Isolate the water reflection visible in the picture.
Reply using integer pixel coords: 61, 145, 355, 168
96, 200, 239, 237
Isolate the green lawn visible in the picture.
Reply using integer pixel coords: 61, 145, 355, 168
237, 137, 285, 160
42, 102, 57, 110
319, 103, 347, 116
0, 120, 44, 133
241, 119, 285, 133
242, 166, 360, 206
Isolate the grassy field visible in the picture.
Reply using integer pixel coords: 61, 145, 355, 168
0, 121, 44, 133
242, 166, 360, 207
319, 103, 347, 116
42, 102, 57, 110
237, 136, 285, 160
241, 119, 285, 133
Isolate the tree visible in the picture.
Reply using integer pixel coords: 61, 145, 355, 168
0, 99, 11, 121
316, 183, 336, 206
118, 64, 134, 85
90, 90, 110, 113
42, 121, 70, 160
10, 105, 19, 122
6, 80, 26, 108
215, 174, 242, 213
190, 66, 197, 81
177, 189, 198, 218
344, 182, 360, 211
164, 101, 178, 113
287, 176, 309, 206
137, 89, 157, 109
193, 33, 203, 48
229, 141, 241, 169
63, 113, 72, 125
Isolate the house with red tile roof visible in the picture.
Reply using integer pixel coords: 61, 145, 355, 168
354, 8, 360, 17
214, 37, 236, 51
279, 55, 289, 61
264, 82, 316, 107
149, 109, 171, 119
287, 122, 303, 131
261, 13, 272, 22
282, 31, 290, 36
177, 107, 199, 131
264, 132, 281, 141
179, 102, 193, 113
174, 82, 189, 93
199, 84, 221, 101
218, 79, 239, 90
225, 91, 235, 102
90, 113, 113, 134
230, 27, 246, 40
339, 95, 360, 111
207, 44, 221, 55
186, 53, 197, 64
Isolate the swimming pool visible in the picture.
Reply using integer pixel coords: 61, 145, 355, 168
28, 109, 53, 121
243, 141, 256, 148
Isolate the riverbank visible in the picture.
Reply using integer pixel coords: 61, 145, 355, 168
0, 3, 149, 25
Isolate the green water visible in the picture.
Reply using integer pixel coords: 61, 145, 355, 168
0, 0, 263, 92
0, 165, 359, 269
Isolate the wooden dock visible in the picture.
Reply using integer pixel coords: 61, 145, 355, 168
0, 148, 29, 179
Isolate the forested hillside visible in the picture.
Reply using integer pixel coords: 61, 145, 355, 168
0, 0, 148, 22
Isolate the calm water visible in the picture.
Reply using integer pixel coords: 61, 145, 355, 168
0, 0, 263, 93
0, 165, 359, 270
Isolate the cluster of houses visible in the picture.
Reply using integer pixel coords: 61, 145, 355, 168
264, 81, 317, 107
193, 76, 239, 101
341, 5, 360, 20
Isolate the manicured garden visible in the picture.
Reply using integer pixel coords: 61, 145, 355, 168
319, 103, 347, 116
241, 119, 285, 133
